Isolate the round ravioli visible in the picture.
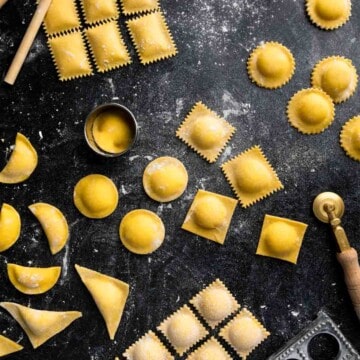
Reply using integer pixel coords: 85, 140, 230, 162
312, 56, 357, 103
264, 222, 299, 256
119, 209, 165, 254
247, 42, 295, 89
7, 263, 61, 295
340, 115, 360, 161
306, 0, 351, 30
143, 157, 188, 202
74, 174, 119, 218
193, 196, 227, 229
0, 203, 21, 252
287, 88, 335, 134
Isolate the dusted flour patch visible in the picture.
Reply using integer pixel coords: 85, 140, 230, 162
186, 337, 232, 360
80, 0, 119, 24
340, 115, 360, 161
121, 0, 159, 15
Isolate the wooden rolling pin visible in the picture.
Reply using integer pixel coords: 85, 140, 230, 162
4, 0, 52, 85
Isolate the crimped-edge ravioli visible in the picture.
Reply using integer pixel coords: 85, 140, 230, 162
340, 116, 360, 161
247, 42, 295, 89
312, 56, 358, 103
127, 11, 177, 65
176, 102, 236, 163
29, 203, 69, 255
0, 302, 82, 349
0, 133, 37, 184
0, 335, 23, 357
123, 330, 174, 360
157, 305, 208, 356
182, 190, 237, 244
256, 215, 308, 264
86, 21, 131, 73
74, 174, 119, 219
220, 308, 270, 360
75, 264, 129, 340
186, 337, 232, 360
7, 263, 61, 295
221, 146, 283, 208
143, 156, 188, 202
119, 209, 165, 254
121, 0, 159, 15
80, 0, 119, 24
287, 88, 335, 134
0, 203, 21, 252
306, 0, 351, 30
190, 279, 240, 328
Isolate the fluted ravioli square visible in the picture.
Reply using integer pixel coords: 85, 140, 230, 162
121, 0, 159, 15
80, 0, 119, 24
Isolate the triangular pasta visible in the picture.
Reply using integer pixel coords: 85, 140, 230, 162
0, 334, 23, 356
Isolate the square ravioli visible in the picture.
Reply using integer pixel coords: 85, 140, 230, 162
256, 214, 308, 264
221, 145, 283, 208
123, 331, 174, 360
186, 337, 232, 360
80, 0, 119, 24
48, 32, 93, 81
43, 0, 81, 36
181, 189, 237, 245
176, 102, 236, 163
121, 0, 159, 15
86, 21, 131, 73
126, 11, 177, 65
157, 305, 208, 356
190, 279, 240, 328
219, 308, 270, 360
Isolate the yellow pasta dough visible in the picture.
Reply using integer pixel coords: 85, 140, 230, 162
182, 190, 237, 244
0, 203, 21, 252
0, 302, 82, 349
75, 264, 129, 340
123, 330, 174, 360
121, 0, 159, 15
312, 56, 358, 103
221, 146, 283, 208
176, 102, 236, 163
287, 88, 335, 134
143, 156, 188, 202
340, 115, 360, 161
80, 0, 119, 24
29, 202, 69, 255
0, 132, 37, 184
157, 305, 208, 356
247, 42, 295, 89
220, 308, 270, 360
186, 337, 232, 360
0, 335, 23, 357
7, 263, 61, 295
86, 21, 131, 73
127, 11, 177, 65
48, 32, 93, 81
190, 279, 240, 328
119, 209, 165, 254
256, 215, 308, 264
74, 174, 119, 218
306, 0, 351, 30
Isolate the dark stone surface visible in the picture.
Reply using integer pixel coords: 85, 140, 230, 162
0, 0, 360, 359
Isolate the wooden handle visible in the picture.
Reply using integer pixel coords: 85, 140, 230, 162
337, 247, 360, 320
0, 0, 9, 10
4, 0, 52, 85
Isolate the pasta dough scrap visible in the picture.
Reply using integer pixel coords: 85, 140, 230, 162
75, 264, 129, 340
157, 305, 208, 356
256, 215, 308, 264
123, 330, 174, 360
247, 42, 295, 89
80, 0, 119, 24
143, 156, 188, 202
340, 115, 360, 161
186, 337, 232, 360
0, 302, 82, 349
0, 132, 38, 184
0, 203, 21, 252
74, 174, 119, 219
121, 0, 159, 15
0, 335, 23, 357
176, 102, 236, 163
29, 203, 69, 255
7, 263, 61, 295
182, 190, 237, 244
190, 279, 240, 328
306, 0, 351, 30
48, 32, 93, 81
219, 308, 270, 360
127, 11, 177, 65
119, 209, 165, 254
221, 146, 283, 208
86, 21, 131, 73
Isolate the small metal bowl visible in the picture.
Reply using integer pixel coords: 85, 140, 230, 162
84, 103, 138, 157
